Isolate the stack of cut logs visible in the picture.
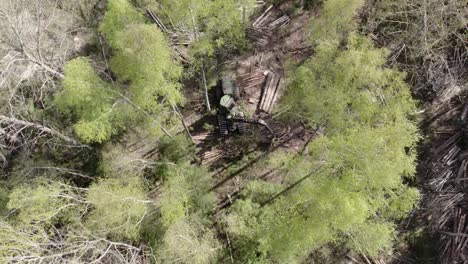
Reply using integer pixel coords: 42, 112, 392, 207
259, 71, 281, 113
424, 91, 468, 263
252, 6, 290, 29
201, 149, 224, 165
192, 132, 215, 145
249, 5, 290, 47
237, 71, 266, 89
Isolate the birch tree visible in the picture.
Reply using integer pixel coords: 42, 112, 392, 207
86, 176, 150, 242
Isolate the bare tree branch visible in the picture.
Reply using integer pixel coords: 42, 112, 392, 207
0, 114, 81, 145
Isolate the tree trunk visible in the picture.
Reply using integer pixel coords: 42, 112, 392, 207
172, 105, 195, 143
201, 62, 211, 112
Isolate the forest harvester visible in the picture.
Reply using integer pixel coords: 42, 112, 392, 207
215, 77, 274, 137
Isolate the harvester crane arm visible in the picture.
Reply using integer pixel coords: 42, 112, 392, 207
229, 117, 275, 137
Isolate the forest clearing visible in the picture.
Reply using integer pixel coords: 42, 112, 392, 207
0, 0, 466, 263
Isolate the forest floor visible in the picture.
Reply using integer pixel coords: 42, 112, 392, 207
182, 2, 319, 210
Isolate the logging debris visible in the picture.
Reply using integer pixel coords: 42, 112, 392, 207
424, 88, 468, 263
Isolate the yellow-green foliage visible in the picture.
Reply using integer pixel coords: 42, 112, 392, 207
155, 0, 254, 58
282, 34, 416, 134
111, 24, 183, 109
100, 0, 145, 46
0, 222, 47, 261
7, 179, 85, 227
345, 221, 396, 257
310, 0, 365, 41
58, 0, 184, 142
86, 177, 148, 241
159, 170, 190, 226
249, 124, 419, 261
158, 218, 221, 264
227, 27, 419, 264
159, 161, 215, 226
101, 0, 183, 137
55, 57, 132, 143
56, 58, 114, 117
156, 136, 215, 224
198, 0, 252, 55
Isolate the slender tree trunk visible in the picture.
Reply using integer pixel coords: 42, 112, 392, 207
189, 8, 211, 112
201, 62, 211, 112
172, 104, 195, 143
243, 7, 246, 25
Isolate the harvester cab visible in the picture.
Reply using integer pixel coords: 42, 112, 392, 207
216, 77, 274, 137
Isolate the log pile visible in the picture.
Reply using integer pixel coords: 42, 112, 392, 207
247, 28, 270, 47
201, 149, 224, 165
192, 132, 215, 145
259, 71, 281, 113
252, 5, 273, 28
424, 89, 468, 263
268, 15, 290, 29
237, 71, 266, 89
249, 5, 290, 48
146, 9, 168, 33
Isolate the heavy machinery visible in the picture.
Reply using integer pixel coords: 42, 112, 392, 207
216, 77, 274, 137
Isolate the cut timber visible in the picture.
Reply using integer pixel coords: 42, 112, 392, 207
268, 77, 282, 113
192, 132, 215, 145
238, 71, 266, 89
252, 5, 273, 28
201, 149, 223, 165
259, 71, 281, 113
268, 15, 290, 29
248, 28, 269, 47
255, 0, 266, 6
437, 84, 463, 105
146, 9, 168, 33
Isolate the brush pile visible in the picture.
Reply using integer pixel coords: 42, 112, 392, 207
424, 89, 468, 263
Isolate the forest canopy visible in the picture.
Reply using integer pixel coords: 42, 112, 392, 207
0, 0, 432, 263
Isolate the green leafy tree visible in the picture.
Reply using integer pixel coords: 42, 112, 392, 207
157, 136, 215, 226
158, 218, 221, 264
345, 221, 396, 257
7, 179, 87, 227
310, 0, 365, 41
195, 0, 253, 57
159, 169, 190, 226
99, 0, 145, 46
226, 31, 419, 263
86, 176, 149, 241
101, 0, 184, 137
111, 24, 183, 111
58, 0, 184, 141
153, 0, 254, 60
223, 199, 268, 263
55, 57, 132, 143
249, 123, 418, 261
282, 34, 416, 134
159, 162, 215, 226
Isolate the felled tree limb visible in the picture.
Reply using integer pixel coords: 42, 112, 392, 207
0, 114, 80, 145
